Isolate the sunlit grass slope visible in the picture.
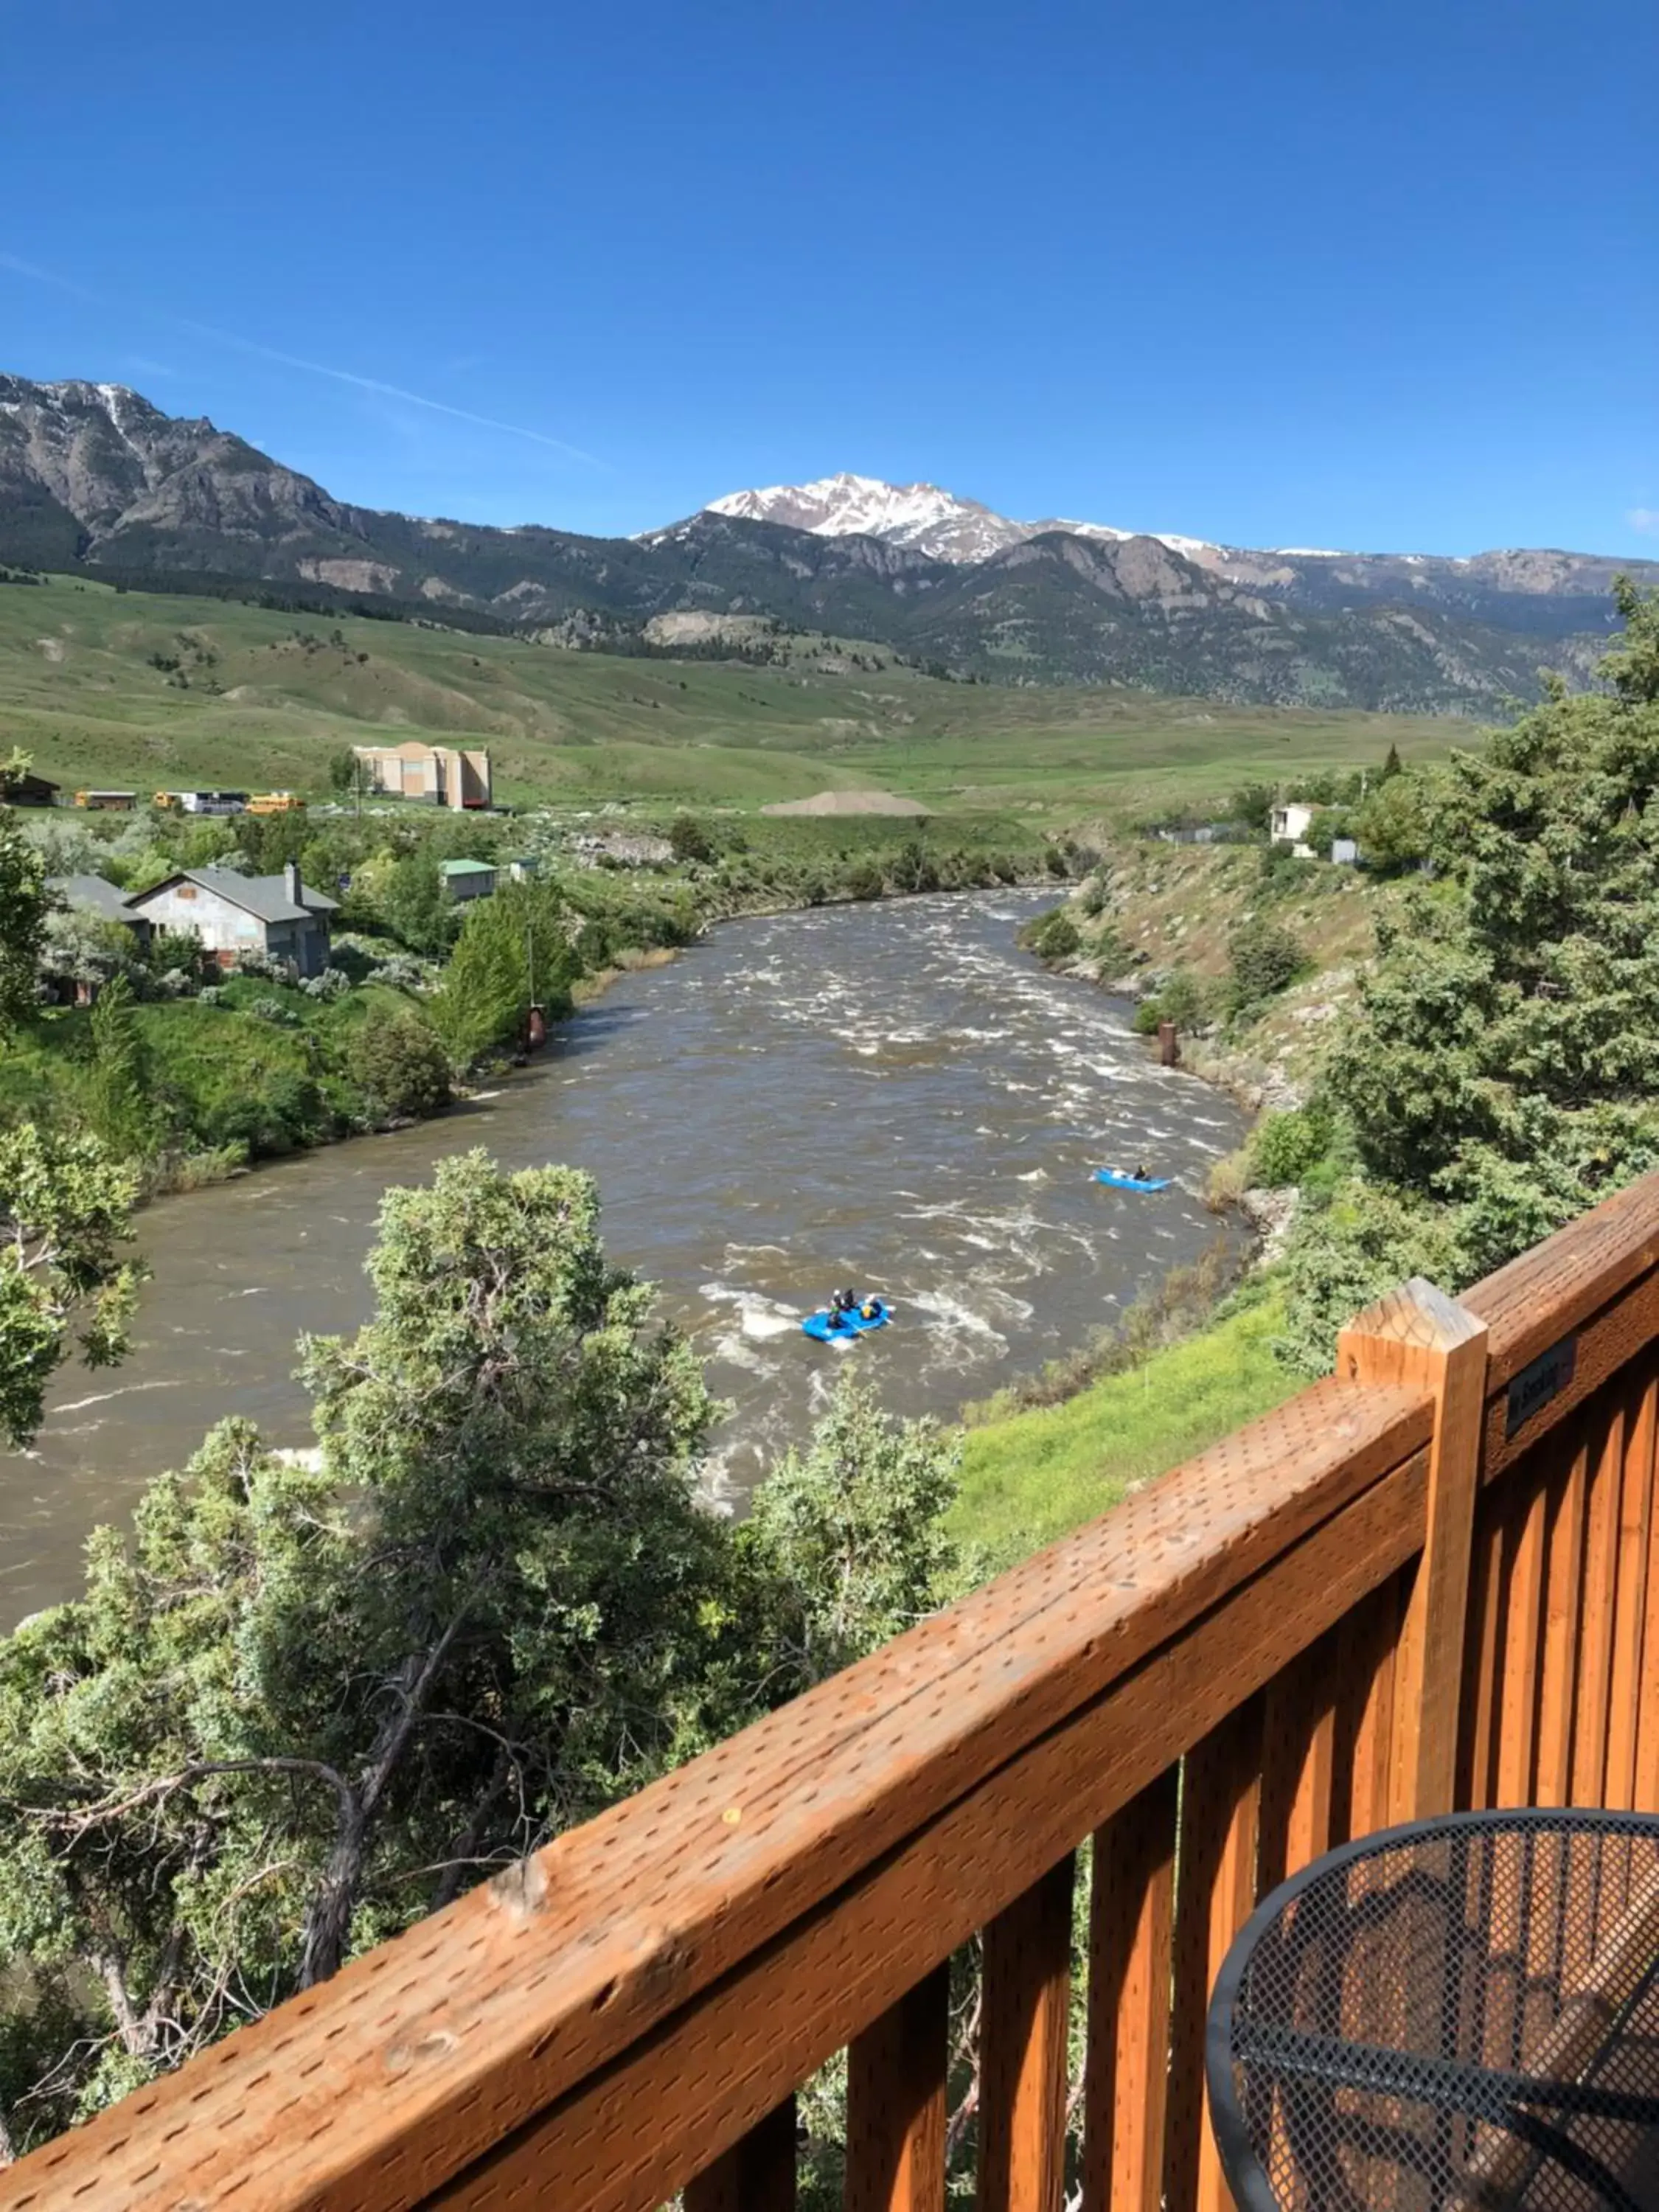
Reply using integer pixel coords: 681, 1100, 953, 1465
0, 574, 1469, 816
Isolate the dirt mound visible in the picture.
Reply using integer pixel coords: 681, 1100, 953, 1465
760, 789, 930, 818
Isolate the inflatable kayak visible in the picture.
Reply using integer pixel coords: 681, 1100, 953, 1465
1093, 1169, 1172, 1193
802, 1299, 892, 1343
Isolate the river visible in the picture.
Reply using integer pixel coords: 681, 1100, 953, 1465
1, 891, 1250, 1628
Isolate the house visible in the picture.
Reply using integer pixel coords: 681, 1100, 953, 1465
438, 858, 497, 902
0, 768, 61, 807
354, 742, 492, 811
1268, 801, 1315, 848
47, 875, 153, 951
128, 863, 338, 978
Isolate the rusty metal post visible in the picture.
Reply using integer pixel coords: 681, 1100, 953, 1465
1158, 1020, 1179, 1067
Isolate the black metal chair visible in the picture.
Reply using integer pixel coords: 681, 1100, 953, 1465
1207, 1808, 1659, 2211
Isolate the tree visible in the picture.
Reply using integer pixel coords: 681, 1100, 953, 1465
84, 976, 154, 1160
1266, 583, 1659, 1371
0, 1150, 974, 2156
668, 813, 714, 865
0, 1125, 144, 1451
0, 771, 54, 1032
327, 748, 362, 799
37, 909, 136, 998
1330, 582, 1659, 1280
426, 886, 580, 1070
1353, 769, 1430, 873
1227, 917, 1304, 1006
345, 1006, 452, 1121
0, 1153, 740, 2146
746, 1377, 962, 1689
1380, 741, 1404, 781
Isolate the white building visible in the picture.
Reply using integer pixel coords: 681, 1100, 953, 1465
1268, 802, 1316, 850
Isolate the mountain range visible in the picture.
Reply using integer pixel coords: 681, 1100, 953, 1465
2, 375, 1651, 714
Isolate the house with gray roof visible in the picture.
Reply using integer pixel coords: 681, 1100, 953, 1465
128, 863, 339, 978
48, 874, 153, 948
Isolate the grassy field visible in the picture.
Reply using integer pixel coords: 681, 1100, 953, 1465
950, 1297, 1298, 1562
0, 574, 1472, 818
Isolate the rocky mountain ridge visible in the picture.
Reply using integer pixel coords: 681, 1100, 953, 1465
1, 375, 1652, 714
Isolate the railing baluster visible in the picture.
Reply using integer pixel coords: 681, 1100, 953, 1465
1535, 1440, 1588, 1804
978, 1854, 1075, 2212
1571, 1402, 1624, 1807
1495, 1479, 1548, 1806
846, 1964, 949, 2212
1333, 1575, 1401, 1843
1257, 1631, 1338, 1894
1079, 1767, 1178, 2212
1605, 1371, 1657, 1810
684, 2094, 797, 2212
1459, 1496, 1509, 1809
1164, 1697, 1263, 2212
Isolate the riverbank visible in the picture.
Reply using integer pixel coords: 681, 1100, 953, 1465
950, 1293, 1296, 1564
942, 835, 1378, 1557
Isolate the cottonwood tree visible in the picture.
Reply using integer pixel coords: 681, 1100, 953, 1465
0, 1126, 144, 1451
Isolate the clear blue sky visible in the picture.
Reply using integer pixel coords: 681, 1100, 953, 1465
3, 0, 1655, 557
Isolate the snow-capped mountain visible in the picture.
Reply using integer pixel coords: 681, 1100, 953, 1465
704, 470, 1222, 567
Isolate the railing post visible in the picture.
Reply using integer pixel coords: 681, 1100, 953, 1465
1337, 1276, 1489, 1822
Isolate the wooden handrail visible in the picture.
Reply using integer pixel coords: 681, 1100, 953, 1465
6, 1168, 1659, 2211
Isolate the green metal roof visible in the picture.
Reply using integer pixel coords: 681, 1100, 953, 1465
438, 858, 497, 875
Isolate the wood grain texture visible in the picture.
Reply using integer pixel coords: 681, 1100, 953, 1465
979, 1857, 1074, 2212
1256, 1632, 1339, 1899
1458, 1496, 1509, 1812
1165, 1699, 1263, 2212
418, 1455, 1429, 2212
1496, 1478, 1549, 1809
1338, 1278, 1489, 1823
684, 2097, 796, 2212
1571, 1402, 1624, 1809
846, 1965, 949, 2212
1535, 1440, 1588, 1806
1079, 1768, 1178, 2212
1605, 1372, 1657, 1810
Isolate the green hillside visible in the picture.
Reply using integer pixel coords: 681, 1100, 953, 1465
0, 574, 1470, 816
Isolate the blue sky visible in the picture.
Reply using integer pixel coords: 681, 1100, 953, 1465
3, 0, 1655, 556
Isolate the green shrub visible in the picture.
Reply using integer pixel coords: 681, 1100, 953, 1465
668, 813, 714, 864
1026, 908, 1080, 963
844, 861, 884, 901
1227, 918, 1305, 1005
1249, 1103, 1332, 1188
347, 1009, 453, 1121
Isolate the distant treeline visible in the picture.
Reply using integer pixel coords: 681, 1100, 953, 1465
41, 563, 526, 639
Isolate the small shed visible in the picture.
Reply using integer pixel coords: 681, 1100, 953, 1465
1, 769, 61, 807
439, 858, 498, 902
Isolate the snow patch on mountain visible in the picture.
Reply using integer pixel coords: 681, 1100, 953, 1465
702, 473, 1216, 566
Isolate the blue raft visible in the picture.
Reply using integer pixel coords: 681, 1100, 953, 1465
802, 1299, 892, 1343
1093, 1169, 1173, 1193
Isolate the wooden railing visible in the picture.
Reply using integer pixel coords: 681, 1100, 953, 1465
7, 1172, 1659, 2212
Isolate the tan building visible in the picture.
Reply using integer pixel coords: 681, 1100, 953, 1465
352, 742, 492, 811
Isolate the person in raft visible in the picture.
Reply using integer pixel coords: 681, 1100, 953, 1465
1133, 1161, 1151, 1181
827, 1287, 860, 1328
